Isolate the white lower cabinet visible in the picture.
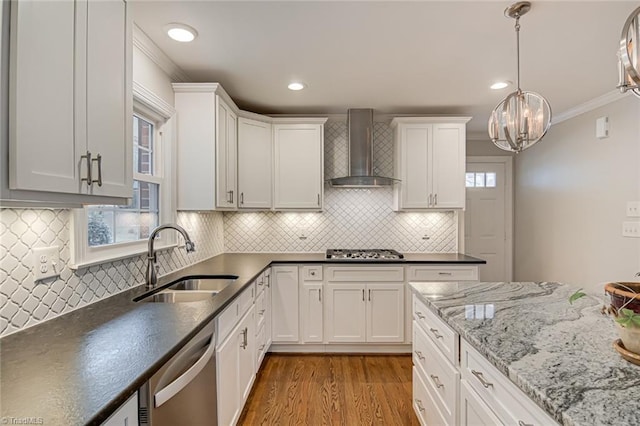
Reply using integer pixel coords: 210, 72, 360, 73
459, 380, 502, 426
271, 266, 300, 342
411, 293, 557, 426
101, 393, 138, 426
255, 270, 271, 369
301, 283, 323, 343
325, 283, 404, 343
216, 286, 256, 426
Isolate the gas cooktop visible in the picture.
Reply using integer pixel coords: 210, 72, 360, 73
326, 249, 404, 260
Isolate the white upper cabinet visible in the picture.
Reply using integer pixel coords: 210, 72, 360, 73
7, 0, 132, 203
273, 119, 326, 210
173, 83, 238, 211
392, 118, 470, 210
238, 117, 272, 209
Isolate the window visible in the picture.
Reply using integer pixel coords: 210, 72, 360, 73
71, 90, 175, 269
466, 172, 497, 188
87, 116, 160, 246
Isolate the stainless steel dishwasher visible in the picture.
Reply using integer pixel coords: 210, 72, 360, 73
139, 320, 217, 425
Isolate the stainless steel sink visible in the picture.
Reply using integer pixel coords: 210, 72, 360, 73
166, 275, 238, 292
141, 290, 218, 303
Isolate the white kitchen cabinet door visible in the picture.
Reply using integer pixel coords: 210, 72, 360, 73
325, 284, 367, 343
398, 124, 432, 209
238, 118, 272, 209
273, 123, 324, 209
9, 0, 132, 200
431, 123, 465, 208
392, 118, 469, 211
366, 283, 404, 343
216, 96, 237, 209
9, 0, 77, 194
459, 380, 502, 426
84, 0, 132, 198
301, 283, 323, 343
174, 84, 239, 211
271, 266, 300, 342
101, 393, 138, 426
216, 324, 241, 426
238, 306, 256, 405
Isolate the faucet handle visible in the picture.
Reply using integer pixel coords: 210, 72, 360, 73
185, 241, 196, 253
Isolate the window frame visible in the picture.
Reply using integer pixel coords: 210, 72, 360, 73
70, 86, 176, 269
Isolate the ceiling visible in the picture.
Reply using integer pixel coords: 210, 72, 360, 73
131, 1, 636, 136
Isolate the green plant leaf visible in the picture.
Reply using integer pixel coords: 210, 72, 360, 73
569, 289, 586, 305
620, 308, 635, 318
631, 316, 640, 327
615, 316, 632, 327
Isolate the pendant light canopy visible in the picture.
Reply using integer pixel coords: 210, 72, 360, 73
488, 2, 552, 153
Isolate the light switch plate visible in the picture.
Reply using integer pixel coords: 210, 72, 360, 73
32, 246, 60, 281
627, 201, 640, 217
622, 222, 640, 238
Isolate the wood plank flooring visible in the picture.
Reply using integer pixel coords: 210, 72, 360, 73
238, 354, 420, 425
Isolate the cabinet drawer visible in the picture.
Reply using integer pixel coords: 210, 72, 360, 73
408, 265, 478, 281
413, 367, 446, 426
461, 340, 557, 426
238, 283, 255, 318
413, 295, 458, 365
256, 272, 267, 296
413, 322, 459, 424
255, 289, 266, 331
325, 266, 404, 282
256, 323, 267, 369
301, 265, 323, 281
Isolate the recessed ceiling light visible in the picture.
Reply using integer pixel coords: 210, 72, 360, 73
490, 81, 511, 90
165, 23, 198, 42
288, 82, 306, 91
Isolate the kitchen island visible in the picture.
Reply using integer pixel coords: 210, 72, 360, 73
410, 281, 640, 426
0, 252, 483, 425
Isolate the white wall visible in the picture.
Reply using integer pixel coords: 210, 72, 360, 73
514, 96, 640, 294
467, 139, 515, 157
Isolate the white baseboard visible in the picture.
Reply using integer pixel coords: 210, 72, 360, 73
268, 343, 412, 354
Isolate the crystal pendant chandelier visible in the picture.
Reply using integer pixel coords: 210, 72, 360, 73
488, 1, 552, 153
617, 6, 640, 98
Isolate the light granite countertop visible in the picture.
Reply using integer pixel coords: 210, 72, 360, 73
409, 281, 640, 426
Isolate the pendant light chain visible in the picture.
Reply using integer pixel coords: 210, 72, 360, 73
515, 15, 521, 91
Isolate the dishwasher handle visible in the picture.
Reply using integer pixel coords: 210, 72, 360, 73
154, 332, 216, 408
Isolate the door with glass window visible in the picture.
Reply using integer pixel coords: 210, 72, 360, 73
464, 161, 511, 281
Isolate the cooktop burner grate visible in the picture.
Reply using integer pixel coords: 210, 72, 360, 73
326, 249, 404, 260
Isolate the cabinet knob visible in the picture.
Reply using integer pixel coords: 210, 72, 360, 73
310, 271, 315, 276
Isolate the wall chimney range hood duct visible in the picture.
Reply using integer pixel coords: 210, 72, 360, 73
329, 109, 398, 187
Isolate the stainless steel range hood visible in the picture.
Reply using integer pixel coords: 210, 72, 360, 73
329, 109, 398, 187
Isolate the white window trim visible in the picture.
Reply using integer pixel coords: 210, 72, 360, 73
70, 83, 177, 270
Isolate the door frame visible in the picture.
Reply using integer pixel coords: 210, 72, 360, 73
461, 156, 514, 281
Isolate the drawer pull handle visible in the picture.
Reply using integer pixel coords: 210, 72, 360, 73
429, 328, 443, 339
259, 309, 265, 315
430, 374, 445, 389
471, 370, 494, 388
310, 270, 316, 276
259, 344, 265, 351
438, 272, 452, 276
414, 350, 425, 361
518, 422, 533, 426
414, 399, 425, 412
416, 312, 426, 319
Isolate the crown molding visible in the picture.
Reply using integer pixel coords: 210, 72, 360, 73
133, 24, 190, 82
552, 90, 630, 125
133, 81, 175, 120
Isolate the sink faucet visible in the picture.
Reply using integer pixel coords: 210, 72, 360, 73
146, 223, 196, 289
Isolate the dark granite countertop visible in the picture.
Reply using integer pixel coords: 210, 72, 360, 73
410, 281, 640, 426
0, 252, 484, 425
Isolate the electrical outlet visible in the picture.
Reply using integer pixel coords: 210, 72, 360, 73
297, 225, 308, 240
627, 201, 640, 217
622, 222, 640, 238
32, 246, 60, 281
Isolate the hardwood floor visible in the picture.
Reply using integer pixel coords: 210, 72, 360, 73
238, 354, 420, 425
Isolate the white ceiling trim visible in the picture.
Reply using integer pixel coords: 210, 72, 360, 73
552, 89, 630, 126
133, 24, 190, 83
133, 81, 175, 122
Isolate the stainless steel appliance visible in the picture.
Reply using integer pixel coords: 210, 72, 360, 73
139, 320, 217, 425
326, 249, 404, 260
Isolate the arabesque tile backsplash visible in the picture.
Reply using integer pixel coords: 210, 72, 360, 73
0, 210, 224, 336
0, 120, 458, 337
